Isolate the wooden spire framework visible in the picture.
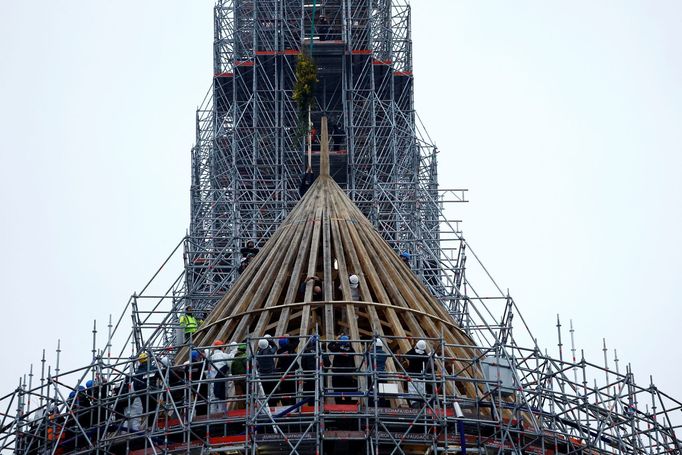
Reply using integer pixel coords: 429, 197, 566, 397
191, 118, 484, 397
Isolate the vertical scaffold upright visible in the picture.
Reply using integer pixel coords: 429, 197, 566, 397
185, 0, 446, 312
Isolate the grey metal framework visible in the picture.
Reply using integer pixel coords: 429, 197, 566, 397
2, 329, 681, 454
1, 1, 681, 454
186, 0, 447, 312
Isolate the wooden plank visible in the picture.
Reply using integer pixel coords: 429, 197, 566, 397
352, 221, 481, 398
319, 116, 330, 177
275, 210, 317, 337
299, 200, 324, 338
333, 191, 384, 339
177, 226, 289, 359
340, 213, 412, 354
224, 225, 297, 344
328, 198, 361, 345
336, 320, 373, 337
344, 218, 468, 397
328, 204, 362, 391
375, 237, 482, 361
335, 187, 477, 350
322, 186, 335, 341
201, 209, 312, 347
190, 300, 463, 331
250, 203, 311, 338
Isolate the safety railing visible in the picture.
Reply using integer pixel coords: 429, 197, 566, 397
7, 333, 679, 454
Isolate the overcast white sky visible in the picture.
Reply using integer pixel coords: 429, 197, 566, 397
0, 0, 680, 422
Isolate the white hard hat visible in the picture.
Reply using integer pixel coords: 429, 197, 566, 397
264, 334, 272, 338
349, 274, 359, 287
416, 340, 427, 352
258, 339, 269, 349
375, 338, 383, 348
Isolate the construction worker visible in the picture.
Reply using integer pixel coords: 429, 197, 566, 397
185, 350, 209, 416
331, 120, 344, 151
208, 340, 230, 413
318, 15, 329, 40
299, 275, 324, 301
328, 335, 357, 404
63, 385, 89, 449
113, 370, 141, 432
348, 274, 360, 300
225, 342, 239, 364
45, 405, 63, 449
133, 352, 159, 428
337, 274, 360, 301
276, 337, 299, 406
372, 338, 388, 374
368, 338, 389, 407
163, 357, 185, 418
299, 166, 316, 197
179, 306, 199, 344
402, 340, 432, 407
22, 408, 45, 451
225, 342, 239, 400
400, 251, 411, 267
238, 253, 255, 274
256, 338, 278, 406
84, 378, 109, 441
300, 336, 329, 404
240, 240, 259, 257
230, 343, 248, 409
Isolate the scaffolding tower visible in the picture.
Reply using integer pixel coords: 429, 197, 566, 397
186, 0, 449, 312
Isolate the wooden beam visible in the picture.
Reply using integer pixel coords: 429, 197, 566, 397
300, 201, 324, 338
319, 116, 330, 177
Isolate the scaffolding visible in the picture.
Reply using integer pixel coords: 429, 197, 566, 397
3, 332, 681, 454
1, 193, 680, 453
1, 1, 681, 454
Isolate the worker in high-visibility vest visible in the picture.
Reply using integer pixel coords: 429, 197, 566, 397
179, 306, 199, 343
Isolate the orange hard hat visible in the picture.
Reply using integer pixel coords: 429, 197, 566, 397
212, 340, 225, 347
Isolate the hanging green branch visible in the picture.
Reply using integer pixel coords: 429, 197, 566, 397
292, 53, 318, 121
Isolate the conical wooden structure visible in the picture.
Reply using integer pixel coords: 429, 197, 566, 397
191, 118, 484, 397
